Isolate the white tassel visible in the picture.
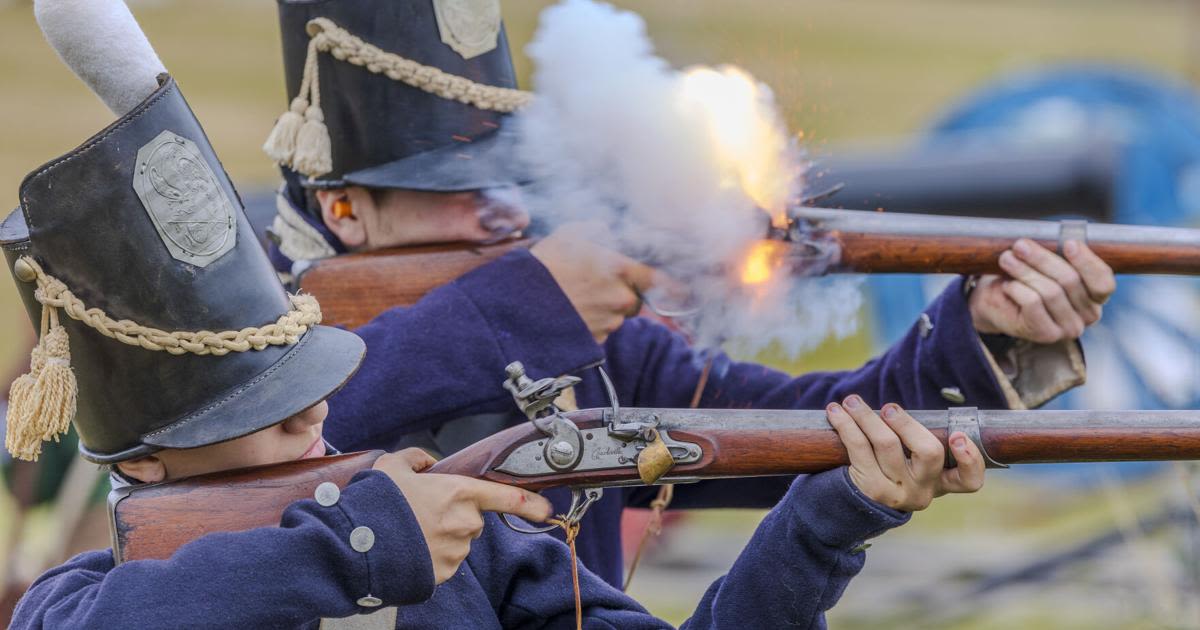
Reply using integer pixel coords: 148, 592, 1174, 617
5, 311, 77, 462
292, 104, 332, 177
262, 97, 308, 165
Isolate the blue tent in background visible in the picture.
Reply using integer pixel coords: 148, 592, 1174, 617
864, 65, 1200, 482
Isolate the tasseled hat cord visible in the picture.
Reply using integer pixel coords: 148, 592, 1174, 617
6, 303, 76, 462
5, 256, 323, 461
263, 17, 534, 179
264, 38, 332, 178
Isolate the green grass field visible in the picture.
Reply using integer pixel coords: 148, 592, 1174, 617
1, 1, 1198, 627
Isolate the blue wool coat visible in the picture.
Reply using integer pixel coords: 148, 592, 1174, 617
323, 249, 1014, 588
13, 467, 907, 629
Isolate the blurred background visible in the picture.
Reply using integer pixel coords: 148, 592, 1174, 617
2, 1, 1200, 628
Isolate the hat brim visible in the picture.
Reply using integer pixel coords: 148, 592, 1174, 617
342, 128, 527, 192
135, 325, 365, 453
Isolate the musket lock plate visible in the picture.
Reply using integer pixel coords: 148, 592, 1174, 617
541, 415, 585, 472
493, 425, 701, 478
503, 361, 585, 471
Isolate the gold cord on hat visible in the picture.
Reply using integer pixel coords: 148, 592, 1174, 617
5, 256, 323, 461
263, 17, 534, 178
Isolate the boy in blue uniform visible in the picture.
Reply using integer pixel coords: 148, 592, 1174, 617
266, 0, 1116, 587
4, 64, 990, 630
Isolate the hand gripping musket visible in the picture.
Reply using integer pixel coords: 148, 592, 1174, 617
297, 206, 1200, 329
110, 360, 1200, 562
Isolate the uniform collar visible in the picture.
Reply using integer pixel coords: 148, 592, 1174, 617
268, 185, 346, 276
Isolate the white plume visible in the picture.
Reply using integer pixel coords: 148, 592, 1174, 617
34, 0, 166, 116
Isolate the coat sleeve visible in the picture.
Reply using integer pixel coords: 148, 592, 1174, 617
680, 469, 909, 630
466, 514, 670, 629
325, 250, 603, 452
10, 471, 435, 629
613, 277, 1017, 414
466, 469, 906, 629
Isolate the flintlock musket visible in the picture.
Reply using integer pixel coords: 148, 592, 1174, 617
297, 208, 1200, 328
111, 362, 1200, 562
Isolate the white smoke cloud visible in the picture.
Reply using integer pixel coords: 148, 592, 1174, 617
515, 0, 862, 357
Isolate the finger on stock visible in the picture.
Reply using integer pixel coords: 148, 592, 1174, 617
1000, 248, 1085, 337
1062, 240, 1116, 305
468, 478, 553, 523
1012, 238, 1096, 318
826, 402, 883, 478
879, 403, 943, 480
397, 448, 438, 472
938, 431, 985, 496
840, 396, 908, 480
1000, 279, 1063, 342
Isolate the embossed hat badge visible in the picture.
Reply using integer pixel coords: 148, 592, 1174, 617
433, 0, 502, 60
133, 130, 236, 267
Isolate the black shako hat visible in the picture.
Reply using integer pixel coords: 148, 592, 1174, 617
268, 0, 530, 192
1, 76, 365, 464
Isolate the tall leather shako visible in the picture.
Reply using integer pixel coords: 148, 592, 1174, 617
270, 0, 530, 200
1, 76, 365, 464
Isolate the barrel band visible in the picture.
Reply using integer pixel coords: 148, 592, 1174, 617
947, 406, 1009, 469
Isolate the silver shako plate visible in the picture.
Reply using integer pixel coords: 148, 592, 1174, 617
133, 130, 236, 268
433, 0, 501, 60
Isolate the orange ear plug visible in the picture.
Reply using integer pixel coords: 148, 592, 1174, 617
332, 198, 354, 219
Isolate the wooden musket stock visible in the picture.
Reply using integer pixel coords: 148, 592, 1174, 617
297, 238, 531, 329
112, 407, 1200, 562
298, 209, 1200, 329
108, 450, 384, 563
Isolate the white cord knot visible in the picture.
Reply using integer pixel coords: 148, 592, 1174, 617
3, 256, 325, 461
263, 17, 535, 177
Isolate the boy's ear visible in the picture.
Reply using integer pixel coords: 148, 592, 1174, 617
316, 188, 367, 249
115, 455, 167, 484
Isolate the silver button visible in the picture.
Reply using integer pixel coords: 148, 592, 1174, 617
350, 526, 375, 552
940, 387, 966, 404
918, 313, 933, 338
357, 595, 383, 608
314, 482, 340, 507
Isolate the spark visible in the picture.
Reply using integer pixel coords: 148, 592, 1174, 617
676, 66, 794, 228
740, 240, 787, 285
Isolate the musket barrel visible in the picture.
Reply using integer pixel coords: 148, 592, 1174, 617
792, 207, 1200, 276
978, 409, 1200, 464
661, 408, 1200, 472
438, 408, 1200, 489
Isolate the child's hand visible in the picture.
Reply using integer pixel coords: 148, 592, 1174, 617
970, 238, 1114, 343
826, 396, 985, 512
374, 448, 553, 583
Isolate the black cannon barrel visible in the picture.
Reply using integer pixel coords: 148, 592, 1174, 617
814, 137, 1119, 222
